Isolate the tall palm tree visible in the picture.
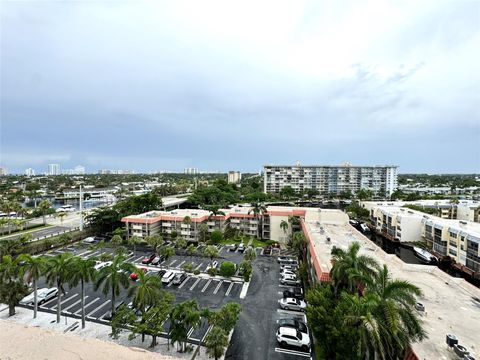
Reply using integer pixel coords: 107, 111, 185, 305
170, 300, 201, 352
128, 235, 141, 255
0, 255, 29, 316
17, 254, 44, 319
110, 234, 123, 249
69, 256, 97, 328
205, 326, 229, 360
95, 254, 133, 315
44, 252, 75, 323
38, 199, 52, 225
128, 270, 162, 317
330, 242, 379, 294
248, 201, 267, 237
280, 220, 289, 242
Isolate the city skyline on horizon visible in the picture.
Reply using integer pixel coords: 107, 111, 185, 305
1, 1, 479, 175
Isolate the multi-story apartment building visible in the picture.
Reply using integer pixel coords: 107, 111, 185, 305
25, 168, 35, 177
121, 205, 309, 243
369, 205, 480, 275
47, 163, 60, 176
227, 171, 242, 184
263, 163, 398, 195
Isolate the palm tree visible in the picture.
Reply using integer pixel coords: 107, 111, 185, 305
128, 235, 141, 255
69, 256, 97, 328
204, 245, 219, 262
145, 234, 163, 253
110, 234, 123, 250
205, 326, 229, 360
244, 247, 256, 262
170, 300, 201, 352
17, 254, 44, 319
44, 252, 75, 323
176, 237, 187, 250
0, 255, 29, 316
57, 212, 67, 223
207, 206, 226, 219
0, 238, 23, 257
95, 254, 134, 315
38, 199, 52, 225
330, 242, 380, 294
248, 201, 267, 237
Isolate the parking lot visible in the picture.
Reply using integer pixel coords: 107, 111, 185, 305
21, 240, 311, 358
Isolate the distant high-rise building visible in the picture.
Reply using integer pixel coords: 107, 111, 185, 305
48, 163, 60, 176
0, 167, 8, 176
25, 168, 35, 177
184, 167, 198, 175
73, 165, 85, 175
228, 171, 242, 184
264, 163, 398, 196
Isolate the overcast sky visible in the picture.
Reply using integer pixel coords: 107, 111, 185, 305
1, 0, 479, 174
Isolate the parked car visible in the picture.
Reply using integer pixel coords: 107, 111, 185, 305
280, 269, 296, 277
264, 246, 272, 255
280, 274, 301, 286
161, 271, 175, 284
82, 237, 95, 244
130, 268, 147, 281
229, 244, 238, 251
206, 261, 219, 272
21, 287, 58, 305
277, 256, 296, 264
280, 264, 299, 272
156, 269, 167, 278
277, 318, 308, 334
278, 297, 307, 311
283, 287, 304, 300
276, 326, 310, 352
151, 256, 163, 266
94, 261, 112, 271
238, 243, 245, 252
142, 253, 156, 265
172, 273, 188, 285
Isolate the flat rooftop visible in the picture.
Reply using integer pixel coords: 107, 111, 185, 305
304, 220, 480, 359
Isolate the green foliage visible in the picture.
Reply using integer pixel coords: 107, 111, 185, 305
219, 261, 236, 277
169, 300, 201, 352
243, 247, 256, 262
193, 269, 200, 275
207, 267, 217, 276
210, 230, 223, 244
203, 245, 219, 260
356, 189, 373, 201
238, 260, 252, 282
207, 301, 242, 333
205, 326, 229, 360
183, 262, 194, 273
161, 246, 175, 261
403, 204, 439, 215
0, 255, 29, 316
345, 202, 370, 220
186, 244, 196, 255
280, 186, 296, 199
175, 237, 187, 249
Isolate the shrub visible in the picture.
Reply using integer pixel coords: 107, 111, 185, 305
207, 267, 217, 276
183, 262, 194, 273
265, 240, 277, 246
194, 269, 200, 275
219, 261, 236, 277
210, 230, 223, 244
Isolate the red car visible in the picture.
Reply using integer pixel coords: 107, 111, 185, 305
129, 268, 147, 281
141, 253, 156, 265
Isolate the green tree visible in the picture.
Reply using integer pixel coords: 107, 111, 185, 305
146, 234, 164, 252
186, 243, 196, 256
219, 261, 236, 277
17, 253, 44, 319
356, 189, 373, 201
38, 199, 52, 225
330, 242, 379, 295
0, 255, 29, 316
244, 247, 256, 262
110, 234, 123, 250
161, 246, 175, 262
175, 237, 187, 249
95, 254, 134, 315
128, 235, 142, 254
280, 186, 296, 199
280, 220, 289, 237
69, 256, 97, 329
169, 300, 201, 352
210, 230, 223, 244
207, 301, 242, 333
0, 238, 23, 257
204, 245, 219, 261
205, 326, 229, 360
59, 233, 71, 248
239, 260, 252, 282
44, 252, 75, 323
198, 223, 210, 243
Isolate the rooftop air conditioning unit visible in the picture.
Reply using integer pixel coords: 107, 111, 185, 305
454, 345, 469, 357
446, 334, 458, 347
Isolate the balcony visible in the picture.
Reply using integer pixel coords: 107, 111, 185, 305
207, 222, 215, 226
162, 223, 172, 227
132, 225, 143, 230
181, 231, 190, 236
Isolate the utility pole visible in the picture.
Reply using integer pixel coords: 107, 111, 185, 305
79, 185, 84, 231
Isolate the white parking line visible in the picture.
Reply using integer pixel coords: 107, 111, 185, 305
275, 348, 311, 358
84, 250, 100, 259
225, 282, 234, 296
49, 293, 78, 309
201, 279, 212, 293
63, 296, 87, 312
213, 281, 223, 294
125, 254, 136, 262
187, 327, 195, 337
75, 297, 100, 314
169, 259, 177, 267
194, 262, 204, 270
175, 260, 186, 269
133, 256, 144, 263
87, 300, 110, 317
201, 325, 213, 342
178, 276, 190, 289
189, 278, 201, 291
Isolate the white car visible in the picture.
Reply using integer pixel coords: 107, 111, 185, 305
276, 326, 310, 352
206, 261, 218, 272
279, 297, 306, 311
94, 261, 112, 270
82, 237, 95, 244
280, 269, 296, 277
161, 271, 175, 284
21, 287, 59, 305
280, 274, 300, 286
280, 264, 298, 272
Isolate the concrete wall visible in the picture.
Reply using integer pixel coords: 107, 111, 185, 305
269, 215, 291, 243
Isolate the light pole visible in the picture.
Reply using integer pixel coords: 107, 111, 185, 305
79, 185, 84, 231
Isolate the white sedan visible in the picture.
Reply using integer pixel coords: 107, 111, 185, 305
278, 297, 306, 311
21, 287, 58, 305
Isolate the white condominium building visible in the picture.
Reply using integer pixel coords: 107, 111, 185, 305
263, 163, 398, 195
228, 171, 242, 184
